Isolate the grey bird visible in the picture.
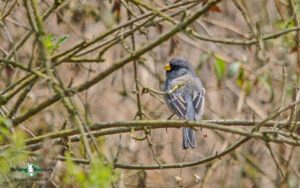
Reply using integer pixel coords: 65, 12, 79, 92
163, 57, 205, 149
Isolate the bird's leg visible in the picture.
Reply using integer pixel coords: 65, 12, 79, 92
166, 113, 175, 133
167, 113, 175, 120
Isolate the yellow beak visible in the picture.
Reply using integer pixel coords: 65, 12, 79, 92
164, 63, 171, 72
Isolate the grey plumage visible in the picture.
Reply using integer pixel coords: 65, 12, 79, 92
163, 57, 205, 149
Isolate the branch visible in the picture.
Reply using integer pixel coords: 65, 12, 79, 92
0, 119, 299, 152
113, 137, 251, 169
11, 0, 222, 126
55, 137, 250, 170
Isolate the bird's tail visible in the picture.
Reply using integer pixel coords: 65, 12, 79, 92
182, 127, 196, 149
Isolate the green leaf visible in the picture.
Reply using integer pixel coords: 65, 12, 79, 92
44, 34, 55, 51
236, 68, 245, 88
137, 60, 144, 65
52, 35, 69, 52
227, 62, 241, 78
57, 35, 69, 47
244, 80, 253, 95
213, 56, 227, 81
44, 34, 69, 54
0, 117, 12, 128
274, 20, 297, 48
64, 152, 117, 187
0, 129, 28, 185
274, 19, 294, 30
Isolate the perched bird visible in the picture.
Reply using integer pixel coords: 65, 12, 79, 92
163, 57, 205, 149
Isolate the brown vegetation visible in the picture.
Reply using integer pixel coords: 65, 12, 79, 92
0, 0, 300, 187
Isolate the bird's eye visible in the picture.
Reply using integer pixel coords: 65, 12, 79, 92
171, 65, 180, 70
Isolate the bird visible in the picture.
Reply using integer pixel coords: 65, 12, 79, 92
163, 57, 205, 149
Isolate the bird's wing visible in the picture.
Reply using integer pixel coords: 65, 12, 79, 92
166, 87, 205, 119
166, 92, 187, 118
192, 87, 205, 116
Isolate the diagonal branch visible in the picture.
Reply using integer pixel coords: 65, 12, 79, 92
11, 0, 222, 126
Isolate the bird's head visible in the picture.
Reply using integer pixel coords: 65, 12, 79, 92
164, 57, 195, 79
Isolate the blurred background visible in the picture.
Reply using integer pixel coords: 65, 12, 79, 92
1, 0, 300, 187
